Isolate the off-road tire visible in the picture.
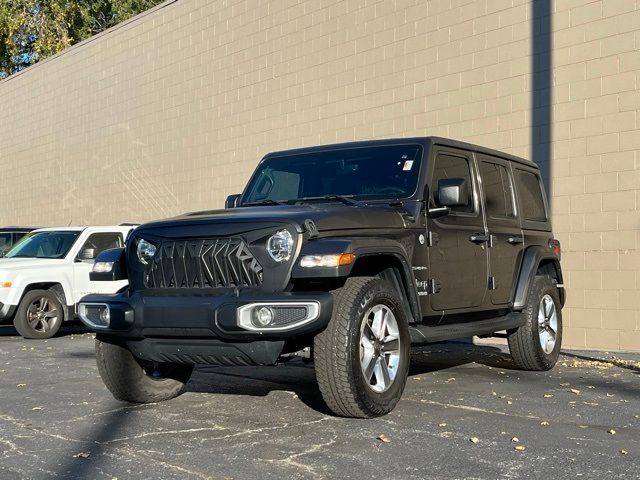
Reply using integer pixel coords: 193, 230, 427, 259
13, 289, 64, 339
314, 277, 410, 418
95, 338, 194, 403
508, 275, 562, 371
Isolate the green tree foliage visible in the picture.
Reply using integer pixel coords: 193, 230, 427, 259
0, 0, 163, 78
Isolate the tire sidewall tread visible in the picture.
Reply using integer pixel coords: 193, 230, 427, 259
508, 276, 562, 371
314, 276, 410, 418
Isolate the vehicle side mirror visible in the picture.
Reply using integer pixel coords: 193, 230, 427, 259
78, 248, 95, 261
225, 194, 241, 209
89, 248, 127, 281
436, 178, 469, 208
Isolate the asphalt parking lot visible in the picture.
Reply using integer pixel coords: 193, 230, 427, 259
0, 325, 638, 480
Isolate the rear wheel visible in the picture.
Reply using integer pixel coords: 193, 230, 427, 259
95, 338, 194, 403
314, 277, 410, 418
13, 289, 64, 339
508, 276, 562, 371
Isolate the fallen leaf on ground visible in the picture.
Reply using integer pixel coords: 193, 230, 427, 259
507, 401, 513, 405
439, 423, 447, 427
544, 394, 554, 398
377, 434, 391, 443
511, 437, 519, 442
514, 445, 526, 452
608, 429, 616, 435
570, 389, 581, 395
470, 437, 479, 444
31, 407, 43, 411
540, 421, 550, 426
16, 384, 26, 387
73, 452, 91, 459
606, 393, 615, 397
620, 450, 628, 455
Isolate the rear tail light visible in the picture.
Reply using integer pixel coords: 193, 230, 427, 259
549, 239, 561, 260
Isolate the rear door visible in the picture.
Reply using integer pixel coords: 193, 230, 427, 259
478, 155, 523, 305
426, 147, 488, 313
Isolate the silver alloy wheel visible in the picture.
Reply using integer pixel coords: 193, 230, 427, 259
26, 297, 59, 333
538, 294, 558, 354
359, 304, 401, 393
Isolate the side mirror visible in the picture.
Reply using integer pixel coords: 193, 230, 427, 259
78, 248, 95, 261
89, 248, 127, 281
225, 194, 241, 209
436, 178, 469, 208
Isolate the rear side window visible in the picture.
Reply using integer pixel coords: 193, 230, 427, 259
480, 161, 515, 218
516, 170, 547, 222
431, 153, 474, 214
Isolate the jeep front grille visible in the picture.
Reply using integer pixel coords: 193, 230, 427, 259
144, 238, 263, 289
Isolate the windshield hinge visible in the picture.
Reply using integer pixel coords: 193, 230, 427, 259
303, 219, 319, 238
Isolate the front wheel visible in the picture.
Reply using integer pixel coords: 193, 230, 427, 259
95, 338, 194, 403
508, 276, 562, 371
314, 277, 410, 418
13, 289, 64, 339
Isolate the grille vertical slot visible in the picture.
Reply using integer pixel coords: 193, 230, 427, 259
144, 238, 262, 289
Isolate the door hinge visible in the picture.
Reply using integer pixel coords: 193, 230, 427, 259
427, 279, 441, 294
427, 231, 439, 247
488, 276, 496, 290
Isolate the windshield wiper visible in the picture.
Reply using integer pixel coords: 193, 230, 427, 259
295, 195, 361, 206
242, 199, 285, 207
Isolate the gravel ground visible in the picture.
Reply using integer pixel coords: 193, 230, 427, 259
0, 324, 638, 480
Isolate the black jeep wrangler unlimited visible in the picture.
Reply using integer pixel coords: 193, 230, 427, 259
80, 137, 564, 418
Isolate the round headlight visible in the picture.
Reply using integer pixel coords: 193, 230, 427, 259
266, 230, 293, 262
137, 239, 157, 265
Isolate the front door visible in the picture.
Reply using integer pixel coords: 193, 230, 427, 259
426, 148, 488, 313
72, 231, 125, 303
477, 155, 524, 305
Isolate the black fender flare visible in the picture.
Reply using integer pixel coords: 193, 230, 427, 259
513, 246, 564, 310
292, 237, 421, 323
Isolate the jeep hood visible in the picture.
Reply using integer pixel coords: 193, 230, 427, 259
137, 203, 408, 234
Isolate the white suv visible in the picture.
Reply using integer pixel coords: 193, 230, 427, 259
0, 226, 136, 339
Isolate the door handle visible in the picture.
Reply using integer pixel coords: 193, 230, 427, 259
469, 233, 489, 244
507, 235, 524, 245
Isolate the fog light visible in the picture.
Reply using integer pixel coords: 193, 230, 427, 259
252, 306, 274, 327
78, 303, 111, 329
100, 307, 110, 324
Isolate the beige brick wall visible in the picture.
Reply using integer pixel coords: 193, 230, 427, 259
0, 0, 638, 351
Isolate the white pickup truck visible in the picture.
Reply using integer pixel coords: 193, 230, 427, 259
0, 225, 136, 339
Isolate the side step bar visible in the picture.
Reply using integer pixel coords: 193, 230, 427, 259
409, 314, 526, 345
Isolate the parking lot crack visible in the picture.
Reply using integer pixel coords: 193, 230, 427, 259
265, 437, 337, 478
109, 448, 228, 480
100, 425, 229, 444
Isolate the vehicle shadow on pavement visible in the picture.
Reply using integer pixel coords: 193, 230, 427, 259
185, 342, 516, 414
0, 321, 90, 338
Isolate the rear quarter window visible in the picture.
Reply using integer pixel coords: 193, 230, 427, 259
515, 170, 547, 222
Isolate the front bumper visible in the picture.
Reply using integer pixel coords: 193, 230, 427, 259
79, 289, 333, 366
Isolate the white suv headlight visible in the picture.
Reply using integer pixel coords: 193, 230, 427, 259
266, 230, 293, 262
137, 239, 157, 265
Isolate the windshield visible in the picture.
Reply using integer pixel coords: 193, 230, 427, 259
242, 144, 423, 205
5, 231, 80, 259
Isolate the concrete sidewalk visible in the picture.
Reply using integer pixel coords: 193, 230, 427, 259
0, 325, 638, 479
